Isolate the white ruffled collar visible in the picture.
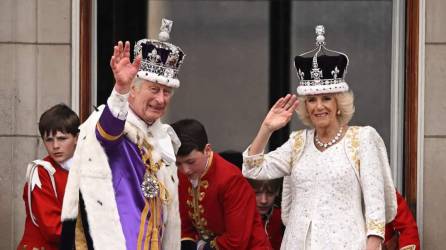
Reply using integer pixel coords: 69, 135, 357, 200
125, 108, 178, 165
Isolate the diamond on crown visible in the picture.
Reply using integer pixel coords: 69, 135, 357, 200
331, 66, 340, 79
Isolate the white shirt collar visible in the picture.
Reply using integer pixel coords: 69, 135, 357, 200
61, 157, 74, 171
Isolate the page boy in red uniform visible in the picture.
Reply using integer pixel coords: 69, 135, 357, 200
247, 178, 285, 250
172, 119, 271, 250
17, 104, 79, 250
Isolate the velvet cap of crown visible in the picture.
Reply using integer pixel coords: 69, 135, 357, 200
294, 25, 349, 95
134, 18, 185, 88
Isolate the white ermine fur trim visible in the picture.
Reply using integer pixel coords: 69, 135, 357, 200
158, 161, 181, 249
136, 71, 180, 88
296, 81, 349, 95
62, 106, 126, 249
62, 105, 181, 250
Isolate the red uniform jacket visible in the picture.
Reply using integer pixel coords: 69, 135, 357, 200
17, 156, 68, 250
384, 191, 420, 250
179, 152, 271, 249
263, 207, 284, 250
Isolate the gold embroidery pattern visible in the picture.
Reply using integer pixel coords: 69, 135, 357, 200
186, 180, 215, 241
346, 126, 360, 172
400, 245, 416, 250
136, 137, 169, 250
138, 138, 170, 203
291, 130, 305, 165
243, 158, 264, 169
139, 139, 164, 173
366, 219, 385, 236
210, 238, 219, 249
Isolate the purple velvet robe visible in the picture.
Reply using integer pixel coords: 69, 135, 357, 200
95, 105, 154, 249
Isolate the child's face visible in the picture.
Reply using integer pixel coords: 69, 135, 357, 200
43, 131, 78, 165
255, 190, 278, 216
176, 145, 211, 183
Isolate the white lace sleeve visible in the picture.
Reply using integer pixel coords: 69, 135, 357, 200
242, 131, 301, 180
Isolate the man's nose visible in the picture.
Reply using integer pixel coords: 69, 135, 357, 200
154, 91, 167, 104
53, 140, 60, 148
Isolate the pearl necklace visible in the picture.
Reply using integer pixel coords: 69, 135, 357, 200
314, 127, 343, 148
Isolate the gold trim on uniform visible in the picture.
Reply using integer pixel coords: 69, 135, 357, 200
186, 180, 215, 241
400, 245, 416, 250
96, 123, 123, 141
200, 152, 214, 178
210, 238, 219, 250
181, 237, 196, 242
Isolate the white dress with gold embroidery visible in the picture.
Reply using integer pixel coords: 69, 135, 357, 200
242, 126, 396, 250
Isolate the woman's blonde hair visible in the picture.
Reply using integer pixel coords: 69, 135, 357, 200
296, 91, 355, 127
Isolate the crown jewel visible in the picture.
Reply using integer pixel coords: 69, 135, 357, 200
158, 19, 172, 42
134, 18, 185, 88
295, 25, 349, 95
